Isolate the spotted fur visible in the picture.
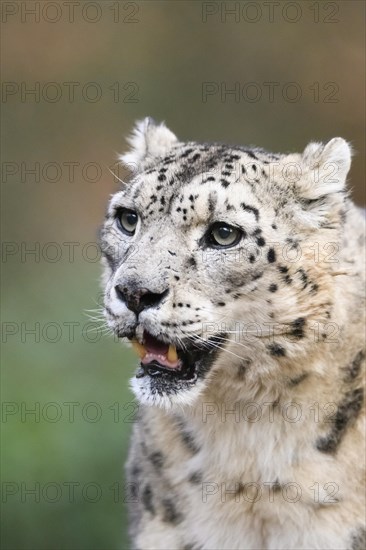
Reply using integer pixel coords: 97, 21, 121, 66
101, 119, 365, 549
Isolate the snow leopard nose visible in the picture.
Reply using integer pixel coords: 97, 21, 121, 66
114, 284, 169, 315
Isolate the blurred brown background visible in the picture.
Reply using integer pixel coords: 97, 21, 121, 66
1, 1, 365, 549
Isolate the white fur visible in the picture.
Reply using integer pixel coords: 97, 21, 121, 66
120, 117, 178, 168
300, 137, 352, 199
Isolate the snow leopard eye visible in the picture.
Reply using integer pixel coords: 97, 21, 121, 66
208, 222, 242, 248
116, 208, 138, 236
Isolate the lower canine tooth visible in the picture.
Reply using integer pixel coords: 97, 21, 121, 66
167, 345, 178, 363
131, 340, 146, 359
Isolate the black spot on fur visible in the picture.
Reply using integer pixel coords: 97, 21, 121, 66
267, 248, 276, 263
130, 464, 141, 479
175, 418, 200, 454
343, 351, 365, 382
269, 283, 278, 293
177, 164, 197, 183
316, 388, 364, 454
268, 343, 286, 357
290, 317, 306, 339
298, 268, 308, 289
140, 440, 149, 456
351, 527, 366, 550
187, 256, 196, 268
162, 499, 183, 524
180, 148, 193, 158
158, 174, 166, 181
256, 236, 266, 247
246, 150, 258, 160
142, 485, 155, 515
237, 359, 251, 380
272, 480, 282, 492
205, 159, 218, 170
278, 265, 292, 285
285, 237, 299, 250
221, 179, 230, 188
188, 471, 203, 484
288, 373, 308, 387
240, 202, 259, 221
149, 451, 164, 471
181, 431, 199, 453
208, 192, 217, 213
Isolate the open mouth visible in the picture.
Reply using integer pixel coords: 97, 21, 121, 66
129, 330, 221, 383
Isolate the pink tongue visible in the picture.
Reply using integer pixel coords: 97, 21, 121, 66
142, 331, 180, 369
143, 331, 169, 355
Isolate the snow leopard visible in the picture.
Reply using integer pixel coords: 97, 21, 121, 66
100, 118, 365, 550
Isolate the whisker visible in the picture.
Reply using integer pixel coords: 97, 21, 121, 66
190, 333, 247, 362
108, 166, 128, 186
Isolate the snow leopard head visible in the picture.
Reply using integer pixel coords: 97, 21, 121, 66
100, 118, 351, 408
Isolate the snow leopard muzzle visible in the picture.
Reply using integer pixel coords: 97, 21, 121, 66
129, 330, 224, 386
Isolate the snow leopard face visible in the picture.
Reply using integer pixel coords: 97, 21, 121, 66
100, 118, 351, 408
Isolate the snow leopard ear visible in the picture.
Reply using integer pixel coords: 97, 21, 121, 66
299, 137, 352, 200
120, 117, 178, 168
285, 138, 353, 227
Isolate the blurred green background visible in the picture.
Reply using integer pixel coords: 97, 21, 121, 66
1, 1, 365, 549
